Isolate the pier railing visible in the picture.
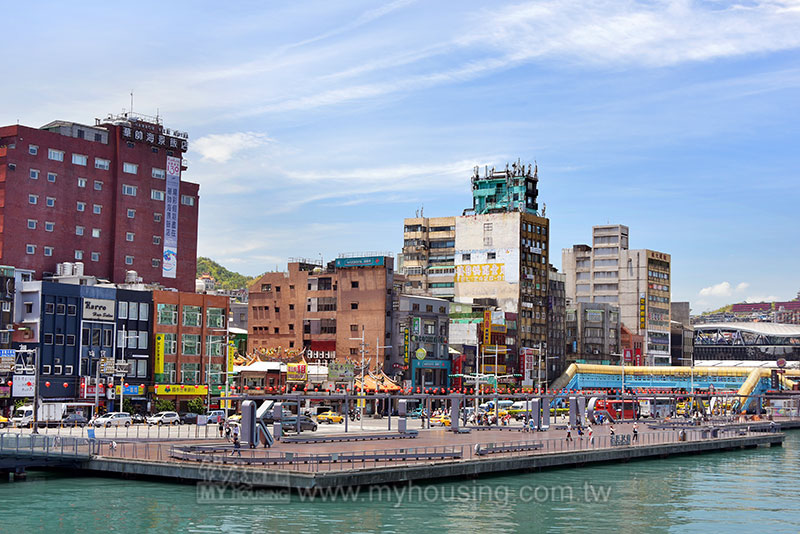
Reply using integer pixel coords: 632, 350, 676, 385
0, 433, 93, 466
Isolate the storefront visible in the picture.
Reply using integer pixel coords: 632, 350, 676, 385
151, 384, 208, 413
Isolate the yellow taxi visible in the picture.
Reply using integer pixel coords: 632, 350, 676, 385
228, 414, 242, 423
0, 414, 7, 429
430, 414, 451, 427
317, 411, 344, 424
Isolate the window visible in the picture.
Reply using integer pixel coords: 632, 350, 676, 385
91, 228, 101, 238
77, 201, 85, 212
181, 195, 195, 206
351, 302, 359, 310
157, 303, 177, 325
487, 252, 496, 260
26, 244, 36, 255
47, 172, 57, 182
27, 219, 37, 230
75, 225, 84, 236
139, 302, 149, 321
68, 304, 77, 316
91, 252, 100, 262
180, 362, 200, 384
66, 334, 76, 346
151, 189, 165, 201
123, 162, 138, 174
207, 307, 225, 328
46, 197, 55, 207
154, 213, 162, 223
163, 333, 177, 354
74, 250, 83, 260
206, 335, 224, 356
72, 154, 88, 166
94, 180, 102, 191
48, 149, 64, 161
44, 246, 53, 256
351, 281, 359, 289
350, 324, 358, 332
183, 305, 202, 327
118, 302, 128, 319
78, 177, 87, 188
126, 209, 135, 219
125, 255, 134, 265
29, 169, 39, 179
181, 334, 201, 356
94, 158, 110, 170
163, 362, 176, 382
129, 301, 138, 320
152, 168, 165, 179
138, 331, 148, 349
29, 144, 38, 155
289, 304, 294, 310
122, 184, 137, 196
55, 333, 64, 345
152, 235, 161, 245
44, 333, 54, 345
126, 232, 135, 242
29, 194, 38, 205
350, 348, 358, 356
462, 253, 471, 261
45, 221, 54, 232
93, 204, 101, 214
151, 258, 160, 268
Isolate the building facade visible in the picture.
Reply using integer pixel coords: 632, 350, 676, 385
565, 302, 621, 365
401, 216, 456, 298
546, 267, 566, 383
389, 294, 450, 388
248, 256, 394, 370
562, 225, 671, 365
0, 113, 198, 291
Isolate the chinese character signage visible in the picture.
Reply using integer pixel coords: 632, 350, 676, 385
403, 328, 410, 364
162, 156, 181, 278
154, 334, 165, 375
153, 384, 208, 396
328, 362, 355, 381
455, 263, 505, 283
287, 363, 307, 382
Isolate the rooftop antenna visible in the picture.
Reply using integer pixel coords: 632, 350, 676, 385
421, 204, 424, 218
130, 91, 134, 115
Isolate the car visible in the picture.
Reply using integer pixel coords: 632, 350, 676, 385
180, 412, 200, 425
206, 410, 226, 424
62, 414, 88, 428
281, 415, 317, 433
228, 414, 242, 423
0, 415, 8, 429
146, 411, 180, 426
430, 414, 451, 427
316, 411, 344, 424
93, 412, 132, 427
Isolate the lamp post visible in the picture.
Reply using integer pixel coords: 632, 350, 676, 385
349, 326, 368, 432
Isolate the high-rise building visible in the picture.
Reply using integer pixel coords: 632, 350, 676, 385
401, 216, 456, 298
0, 113, 198, 291
562, 225, 671, 365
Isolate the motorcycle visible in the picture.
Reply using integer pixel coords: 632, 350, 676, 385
349, 408, 361, 421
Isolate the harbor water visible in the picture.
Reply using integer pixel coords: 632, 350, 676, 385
1, 431, 799, 533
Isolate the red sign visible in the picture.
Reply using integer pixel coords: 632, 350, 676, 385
81, 384, 105, 398
634, 348, 643, 367
624, 349, 633, 363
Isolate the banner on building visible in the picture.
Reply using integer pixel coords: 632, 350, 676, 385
455, 263, 505, 283
483, 310, 492, 345
227, 344, 236, 373
411, 317, 420, 335
328, 362, 355, 381
287, 363, 307, 382
403, 328, 410, 364
12, 375, 35, 397
624, 348, 633, 363
154, 334, 165, 375
162, 156, 181, 279
639, 295, 646, 330
153, 384, 208, 396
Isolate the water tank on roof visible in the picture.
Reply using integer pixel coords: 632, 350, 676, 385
74, 262, 84, 276
61, 263, 73, 276
125, 270, 138, 283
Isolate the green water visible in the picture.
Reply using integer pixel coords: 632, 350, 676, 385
2, 433, 800, 534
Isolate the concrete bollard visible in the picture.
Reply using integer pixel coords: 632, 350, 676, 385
531, 398, 541, 430
450, 395, 460, 432
569, 396, 577, 427
398, 399, 407, 434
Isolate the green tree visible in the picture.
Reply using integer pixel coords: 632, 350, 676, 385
155, 398, 175, 413
187, 397, 205, 414
122, 398, 134, 414
196, 257, 261, 291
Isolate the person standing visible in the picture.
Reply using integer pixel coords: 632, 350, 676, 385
218, 419, 225, 439
588, 425, 594, 446
224, 422, 232, 442
565, 424, 573, 442
632, 421, 639, 443
231, 435, 242, 457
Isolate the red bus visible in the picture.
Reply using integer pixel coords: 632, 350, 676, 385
588, 398, 640, 422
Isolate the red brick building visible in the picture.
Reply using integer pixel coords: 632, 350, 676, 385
0, 113, 198, 291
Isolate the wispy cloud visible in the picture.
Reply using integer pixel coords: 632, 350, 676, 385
192, 132, 272, 163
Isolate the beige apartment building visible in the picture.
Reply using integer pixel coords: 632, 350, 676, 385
401, 216, 456, 298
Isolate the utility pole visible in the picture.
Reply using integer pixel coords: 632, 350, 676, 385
349, 326, 368, 432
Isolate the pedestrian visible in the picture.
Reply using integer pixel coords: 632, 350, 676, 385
588, 425, 594, 445
232, 424, 240, 441
577, 425, 584, 440
609, 424, 615, 437
528, 418, 535, 432
224, 422, 232, 442
218, 419, 225, 439
231, 435, 242, 457
565, 425, 573, 442
632, 422, 639, 443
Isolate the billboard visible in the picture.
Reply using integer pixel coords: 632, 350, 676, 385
154, 384, 208, 396
12, 375, 35, 397
287, 363, 307, 382
334, 256, 385, 268
162, 156, 181, 279
328, 362, 355, 381
154, 334, 165, 375
83, 299, 115, 321
455, 263, 505, 283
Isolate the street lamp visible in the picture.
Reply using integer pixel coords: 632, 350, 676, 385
349, 326, 369, 432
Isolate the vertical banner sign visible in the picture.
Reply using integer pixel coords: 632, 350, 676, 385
483, 310, 492, 345
162, 156, 181, 278
154, 334, 165, 375
227, 344, 235, 373
403, 328, 410, 364
639, 295, 646, 331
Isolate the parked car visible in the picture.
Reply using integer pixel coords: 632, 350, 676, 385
180, 412, 199, 425
146, 411, 180, 426
62, 414, 88, 428
316, 411, 344, 424
430, 414, 451, 427
206, 410, 226, 424
0, 414, 8, 429
93, 412, 132, 427
281, 415, 318, 433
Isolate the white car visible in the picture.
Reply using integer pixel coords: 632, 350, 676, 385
93, 412, 132, 427
147, 411, 180, 425
206, 410, 226, 424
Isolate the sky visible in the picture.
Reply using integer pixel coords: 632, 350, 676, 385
2, 0, 799, 312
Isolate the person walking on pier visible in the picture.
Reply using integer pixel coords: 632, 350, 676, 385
224, 422, 232, 442
565, 425, 573, 442
609, 424, 615, 437
231, 435, 242, 457
632, 422, 639, 443
218, 420, 225, 439
588, 425, 595, 446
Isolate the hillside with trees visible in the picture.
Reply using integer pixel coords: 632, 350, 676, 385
196, 257, 258, 291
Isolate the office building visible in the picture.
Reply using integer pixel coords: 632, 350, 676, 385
401, 216, 456, 298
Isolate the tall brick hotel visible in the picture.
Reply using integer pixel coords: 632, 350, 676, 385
0, 113, 198, 291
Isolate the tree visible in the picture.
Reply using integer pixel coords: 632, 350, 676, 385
122, 398, 134, 414
155, 398, 175, 413
187, 397, 205, 414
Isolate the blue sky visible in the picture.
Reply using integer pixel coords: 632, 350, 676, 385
2, 1, 799, 312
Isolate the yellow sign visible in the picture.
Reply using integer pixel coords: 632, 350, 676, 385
154, 334, 165, 375
287, 363, 307, 382
483, 310, 492, 345
153, 384, 208, 396
456, 263, 505, 283
227, 345, 235, 373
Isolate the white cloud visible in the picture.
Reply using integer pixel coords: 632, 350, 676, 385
745, 295, 780, 303
192, 132, 272, 163
699, 281, 733, 297
735, 282, 750, 292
